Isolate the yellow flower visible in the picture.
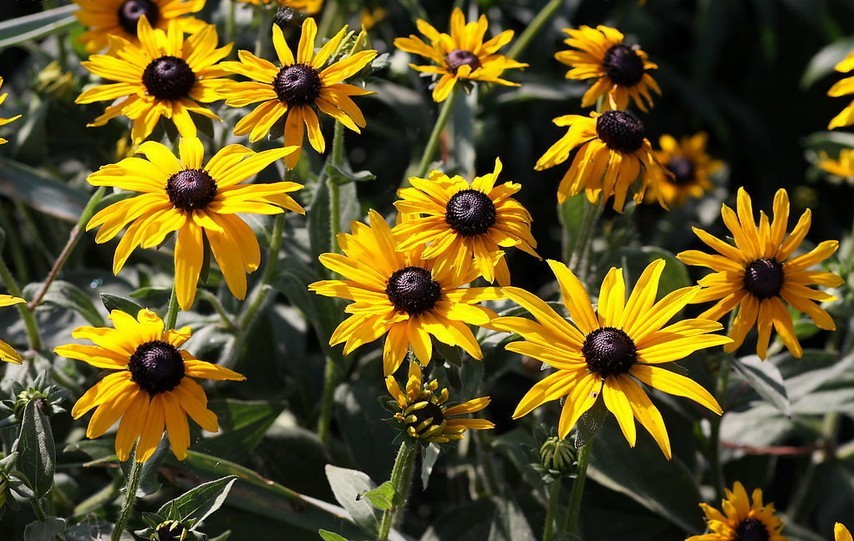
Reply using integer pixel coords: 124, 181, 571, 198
235, 0, 322, 13
393, 7, 528, 102
646, 132, 723, 208
828, 50, 854, 130
386, 361, 493, 444
76, 17, 231, 144
556, 25, 661, 112
55, 308, 244, 462
0, 77, 22, 145
817, 148, 854, 182
493, 259, 730, 458
309, 210, 501, 375
535, 110, 663, 211
392, 158, 539, 286
686, 481, 786, 541
0, 295, 26, 363
74, 0, 206, 53
219, 18, 377, 169
85, 137, 304, 310
677, 187, 843, 359
837, 523, 853, 541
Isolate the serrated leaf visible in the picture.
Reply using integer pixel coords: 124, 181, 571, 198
732, 355, 791, 416
318, 530, 351, 541
100, 293, 144, 317
17, 401, 55, 498
23, 517, 66, 541
361, 481, 403, 511
324, 465, 381, 536
421, 444, 441, 490
158, 476, 237, 529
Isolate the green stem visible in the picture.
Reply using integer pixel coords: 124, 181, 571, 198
225, 0, 236, 45
567, 197, 604, 278
788, 412, 840, 523
317, 0, 343, 43
197, 290, 237, 333
0, 244, 42, 352
29, 187, 105, 310
316, 356, 337, 445
506, 0, 564, 60
328, 121, 345, 253
111, 457, 144, 541
542, 480, 562, 541
709, 355, 731, 501
254, 9, 271, 57
415, 89, 458, 179
562, 442, 591, 537
164, 285, 180, 331
261, 214, 285, 286
29, 497, 47, 521
377, 443, 416, 541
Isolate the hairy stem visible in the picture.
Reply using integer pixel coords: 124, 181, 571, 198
542, 480, 562, 541
377, 443, 416, 541
111, 457, 143, 541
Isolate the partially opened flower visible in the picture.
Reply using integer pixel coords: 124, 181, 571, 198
309, 210, 501, 375
0, 296, 25, 363
392, 158, 539, 285
493, 259, 730, 458
828, 50, 854, 129
646, 132, 723, 208
817, 149, 854, 183
235, 0, 322, 12
686, 481, 786, 541
535, 110, 663, 211
677, 188, 842, 359
73, 0, 206, 53
76, 18, 231, 143
55, 309, 244, 462
393, 7, 528, 102
386, 361, 493, 444
0, 77, 21, 145
219, 18, 377, 168
86, 137, 304, 310
556, 25, 661, 112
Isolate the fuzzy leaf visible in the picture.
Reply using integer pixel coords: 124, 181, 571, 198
17, 401, 56, 499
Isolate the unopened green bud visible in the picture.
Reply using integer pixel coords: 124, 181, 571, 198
539, 436, 576, 477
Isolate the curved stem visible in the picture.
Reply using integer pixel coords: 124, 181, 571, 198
415, 89, 458, 179
111, 456, 144, 541
562, 442, 591, 537
542, 480, 562, 541
377, 443, 416, 541
0, 245, 42, 352
507, 0, 564, 60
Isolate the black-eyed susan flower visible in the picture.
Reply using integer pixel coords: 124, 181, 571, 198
0, 296, 25, 363
677, 188, 842, 359
73, 0, 206, 53
386, 361, 493, 444
236, 0, 322, 13
646, 132, 723, 208
219, 19, 377, 169
492, 259, 730, 458
686, 481, 786, 541
556, 25, 660, 112
535, 110, 662, 211
309, 210, 501, 375
76, 18, 231, 144
828, 51, 854, 130
837, 524, 853, 541
0, 77, 21, 145
817, 149, 854, 183
85, 137, 304, 310
393, 7, 528, 103
392, 158, 539, 286
55, 309, 244, 462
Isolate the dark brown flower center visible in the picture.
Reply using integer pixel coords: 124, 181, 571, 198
666, 156, 696, 185
273, 64, 322, 106
596, 110, 646, 154
386, 266, 441, 315
743, 258, 784, 299
142, 56, 196, 101
118, 0, 160, 35
445, 189, 496, 237
582, 327, 637, 378
128, 340, 185, 395
734, 518, 770, 541
166, 169, 218, 211
603, 44, 645, 86
408, 402, 445, 430
446, 49, 481, 74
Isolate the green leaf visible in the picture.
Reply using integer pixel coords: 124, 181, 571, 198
487, 493, 536, 541
307, 174, 360, 260
360, 481, 403, 511
0, 5, 78, 49
200, 400, 286, 461
420, 444, 441, 490
25, 280, 105, 326
158, 476, 238, 529
558, 193, 587, 260
318, 530, 351, 541
17, 401, 56, 498
420, 500, 496, 541
62, 520, 125, 540
574, 395, 608, 449
732, 355, 791, 416
326, 163, 376, 185
23, 517, 66, 541
0, 158, 89, 222
801, 37, 854, 89
324, 465, 381, 535
100, 293, 144, 317
616, 247, 691, 297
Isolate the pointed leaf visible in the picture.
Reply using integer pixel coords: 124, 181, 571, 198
17, 401, 56, 498
157, 476, 238, 528
324, 465, 381, 535
732, 355, 791, 416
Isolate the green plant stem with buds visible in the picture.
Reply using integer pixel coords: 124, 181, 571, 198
562, 442, 591, 537
415, 89, 458, 179
0, 241, 42, 352
507, 0, 564, 61
111, 452, 144, 541
542, 480, 562, 541
377, 443, 416, 541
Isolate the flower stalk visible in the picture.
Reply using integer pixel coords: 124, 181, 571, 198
0, 235, 42, 352
377, 443, 416, 541
542, 480, 562, 541
562, 441, 591, 537
507, 0, 564, 61
111, 453, 144, 541
415, 88, 458, 179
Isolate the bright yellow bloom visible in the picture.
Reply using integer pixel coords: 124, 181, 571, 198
817, 149, 854, 182
55, 309, 244, 462
646, 132, 723, 208
220, 19, 377, 169
310, 210, 501, 375
0, 77, 22, 145
828, 51, 854, 129
493, 259, 729, 458
386, 361, 493, 444
535, 110, 663, 211
678, 188, 842, 359
73, 0, 206, 53
556, 25, 661, 112
85, 138, 304, 310
837, 523, 853, 541
0, 295, 25, 363
235, 0, 322, 12
686, 481, 786, 541
392, 158, 539, 286
393, 8, 528, 102
76, 17, 231, 144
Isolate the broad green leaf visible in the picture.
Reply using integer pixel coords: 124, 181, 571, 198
420, 444, 441, 490
158, 476, 238, 529
200, 400, 286, 461
325, 465, 381, 535
616, 247, 691, 297
100, 293, 144, 317
318, 530, 351, 541
23, 517, 66, 541
574, 396, 608, 449
732, 355, 791, 416
558, 193, 587, 262
420, 500, 496, 541
25, 280, 104, 326
0, 5, 78, 49
306, 172, 360, 261
801, 37, 854, 89
487, 494, 536, 541
0, 158, 89, 222
62, 520, 127, 541
18, 401, 56, 498
360, 481, 403, 511
333, 383, 397, 483
802, 131, 854, 154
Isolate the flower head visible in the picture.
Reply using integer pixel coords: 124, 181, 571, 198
0, 78, 21, 145
817, 148, 854, 183
556, 25, 661, 112
535, 110, 663, 211
54, 309, 245, 462
646, 132, 723, 208
309, 210, 501, 375
392, 158, 539, 285
220, 18, 377, 168
386, 361, 492, 444
76, 18, 232, 143
73, 0, 206, 53
393, 8, 527, 102
677, 188, 843, 359
85, 137, 304, 310
0, 295, 25, 363
828, 50, 854, 129
493, 259, 730, 458
686, 481, 786, 541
